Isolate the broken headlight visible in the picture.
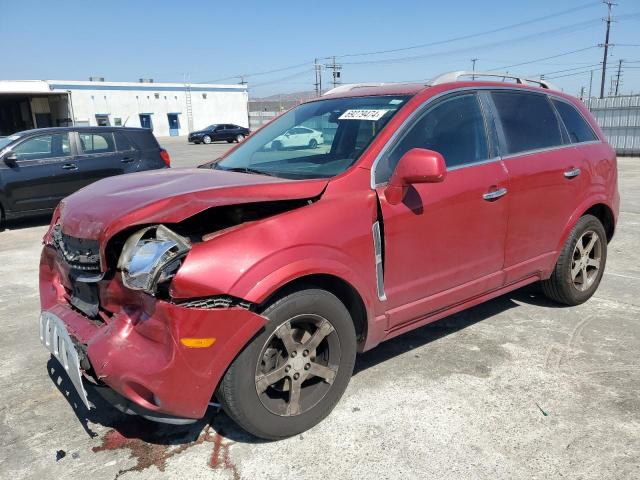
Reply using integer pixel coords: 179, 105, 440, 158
117, 225, 191, 294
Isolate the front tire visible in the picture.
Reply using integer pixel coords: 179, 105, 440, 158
217, 289, 357, 440
203, 135, 212, 144
236, 134, 245, 143
541, 214, 607, 305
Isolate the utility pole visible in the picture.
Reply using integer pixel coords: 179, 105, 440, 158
614, 59, 623, 95
471, 58, 478, 80
588, 69, 594, 99
314, 59, 322, 97
238, 75, 247, 86
599, 1, 616, 99
579, 86, 586, 100
327, 56, 342, 88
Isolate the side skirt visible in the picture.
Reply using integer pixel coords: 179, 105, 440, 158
383, 275, 540, 342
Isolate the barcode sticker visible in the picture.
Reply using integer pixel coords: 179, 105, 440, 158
338, 109, 389, 121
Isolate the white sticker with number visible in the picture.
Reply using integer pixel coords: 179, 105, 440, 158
338, 109, 389, 121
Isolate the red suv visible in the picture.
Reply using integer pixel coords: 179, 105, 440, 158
39, 72, 619, 439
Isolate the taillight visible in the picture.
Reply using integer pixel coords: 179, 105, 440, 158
160, 149, 171, 167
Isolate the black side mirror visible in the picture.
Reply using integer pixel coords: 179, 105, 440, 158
3, 153, 17, 165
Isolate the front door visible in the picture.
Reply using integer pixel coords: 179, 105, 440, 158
168, 114, 180, 136
374, 92, 509, 329
2, 132, 78, 212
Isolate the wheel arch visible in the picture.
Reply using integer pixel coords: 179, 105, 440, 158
257, 273, 369, 348
555, 197, 617, 257
583, 203, 615, 242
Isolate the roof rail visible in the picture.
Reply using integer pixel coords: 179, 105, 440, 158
429, 71, 557, 90
322, 83, 389, 96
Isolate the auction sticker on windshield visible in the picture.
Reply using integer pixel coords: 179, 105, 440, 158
339, 109, 389, 121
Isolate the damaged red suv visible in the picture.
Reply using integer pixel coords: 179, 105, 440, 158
39, 72, 619, 439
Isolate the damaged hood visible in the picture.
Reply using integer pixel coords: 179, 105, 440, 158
58, 168, 328, 243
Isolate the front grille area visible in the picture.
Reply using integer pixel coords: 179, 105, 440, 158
51, 225, 101, 272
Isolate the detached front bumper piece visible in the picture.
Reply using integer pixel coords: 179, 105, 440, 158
40, 246, 268, 421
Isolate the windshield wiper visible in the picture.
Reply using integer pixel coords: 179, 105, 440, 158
216, 166, 279, 177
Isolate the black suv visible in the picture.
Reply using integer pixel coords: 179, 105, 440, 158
188, 124, 250, 144
0, 126, 170, 223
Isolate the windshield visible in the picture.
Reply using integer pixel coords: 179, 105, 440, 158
0, 134, 21, 150
215, 95, 410, 179
0, 135, 20, 150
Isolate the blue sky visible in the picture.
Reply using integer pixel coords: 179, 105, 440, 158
1, 0, 639, 97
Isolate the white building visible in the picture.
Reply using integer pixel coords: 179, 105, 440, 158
0, 79, 248, 137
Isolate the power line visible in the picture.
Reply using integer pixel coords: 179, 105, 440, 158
330, 1, 602, 58
490, 46, 598, 71
547, 68, 600, 80
202, 61, 311, 83
537, 63, 602, 77
339, 18, 602, 66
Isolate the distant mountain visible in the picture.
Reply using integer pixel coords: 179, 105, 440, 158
250, 91, 319, 102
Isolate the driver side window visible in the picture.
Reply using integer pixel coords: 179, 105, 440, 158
13, 133, 71, 161
375, 93, 489, 184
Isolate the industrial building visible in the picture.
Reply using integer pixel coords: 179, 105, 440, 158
0, 79, 248, 137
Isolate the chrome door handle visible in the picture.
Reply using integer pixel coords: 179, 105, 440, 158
483, 187, 508, 201
564, 167, 581, 178
61, 163, 78, 170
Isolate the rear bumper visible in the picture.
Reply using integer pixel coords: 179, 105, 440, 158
39, 245, 267, 420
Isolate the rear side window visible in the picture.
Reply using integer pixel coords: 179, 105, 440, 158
377, 93, 489, 181
114, 132, 135, 151
552, 100, 598, 143
491, 92, 562, 155
78, 132, 115, 154
128, 131, 160, 150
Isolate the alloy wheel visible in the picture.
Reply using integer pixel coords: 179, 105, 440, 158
571, 230, 602, 291
255, 314, 340, 416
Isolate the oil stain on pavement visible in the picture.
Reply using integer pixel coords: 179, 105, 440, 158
91, 417, 239, 479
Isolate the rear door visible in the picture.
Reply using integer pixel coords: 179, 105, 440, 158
127, 130, 165, 171
489, 90, 587, 283
75, 130, 125, 187
113, 131, 141, 172
374, 92, 509, 329
1, 132, 78, 212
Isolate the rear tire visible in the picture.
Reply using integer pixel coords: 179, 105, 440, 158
217, 289, 357, 440
309, 138, 318, 149
541, 214, 607, 305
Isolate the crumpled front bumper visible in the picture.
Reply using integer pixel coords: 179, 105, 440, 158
39, 245, 267, 420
